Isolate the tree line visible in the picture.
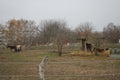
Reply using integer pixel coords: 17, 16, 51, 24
0, 19, 120, 56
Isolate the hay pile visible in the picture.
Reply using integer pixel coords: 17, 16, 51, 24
71, 50, 110, 56
71, 51, 93, 56
99, 50, 110, 56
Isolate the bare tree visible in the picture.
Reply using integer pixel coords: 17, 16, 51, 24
0, 24, 4, 43
39, 20, 59, 44
75, 22, 93, 51
92, 31, 104, 47
21, 20, 37, 46
56, 22, 70, 56
103, 23, 120, 43
6, 19, 22, 45
75, 22, 93, 40
0, 24, 5, 32
4, 19, 37, 46
39, 20, 70, 56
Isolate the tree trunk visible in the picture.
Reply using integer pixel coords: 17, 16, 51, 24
57, 44, 62, 56
81, 38, 86, 51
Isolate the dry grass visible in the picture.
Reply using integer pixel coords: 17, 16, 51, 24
71, 51, 93, 56
0, 47, 120, 80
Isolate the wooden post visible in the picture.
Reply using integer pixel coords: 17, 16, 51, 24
39, 56, 47, 80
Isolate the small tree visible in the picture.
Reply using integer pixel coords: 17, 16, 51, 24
56, 23, 69, 56
39, 20, 70, 56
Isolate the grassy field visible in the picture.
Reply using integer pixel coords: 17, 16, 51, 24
0, 46, 120, 80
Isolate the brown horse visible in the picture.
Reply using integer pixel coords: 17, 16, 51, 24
86, 43, 93, 53
7, 45, 21, 52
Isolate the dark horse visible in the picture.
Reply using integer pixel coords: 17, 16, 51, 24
7, 45, 21, 52
86, 43, 93, 53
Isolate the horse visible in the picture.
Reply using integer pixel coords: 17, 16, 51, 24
93, 48, 110, 56
16, 45, 21, 52
7, 45, 21, 52
86, 43, 93, 53
93, 48, 105, 53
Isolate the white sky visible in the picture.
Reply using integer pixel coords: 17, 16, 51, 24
0, 0, 120, 31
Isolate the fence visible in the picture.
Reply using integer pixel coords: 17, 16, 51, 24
0, 57, 120, 80
110, 48, 120, 59
0, 56, 48, 80
44, 59, 120, 80
110, 48, 120, 54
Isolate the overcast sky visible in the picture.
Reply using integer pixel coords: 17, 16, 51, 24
0, 0, 120, 31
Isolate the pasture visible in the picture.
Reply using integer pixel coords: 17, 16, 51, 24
0, 45, 120, 80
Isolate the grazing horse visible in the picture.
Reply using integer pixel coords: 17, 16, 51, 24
7, 45, 21, 52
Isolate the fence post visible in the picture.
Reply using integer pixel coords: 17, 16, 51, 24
39, 56, 48, 80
